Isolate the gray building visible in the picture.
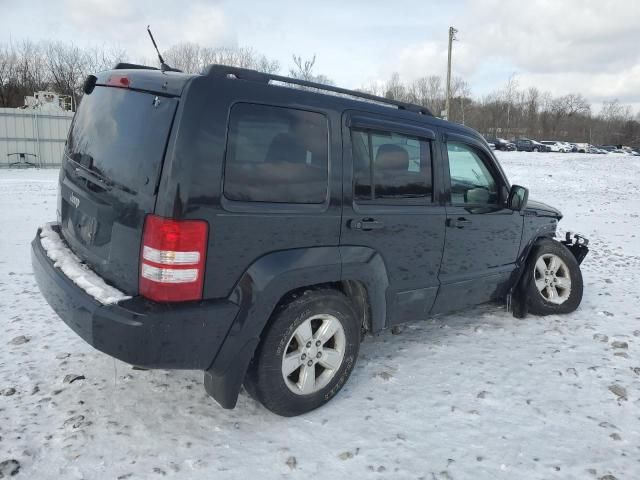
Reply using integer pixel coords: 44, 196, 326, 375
0, 94, 74, 168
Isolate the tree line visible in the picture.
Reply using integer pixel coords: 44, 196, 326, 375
365, 73, 640, 146
0, 41, 126, 109
1, 40, 638, 146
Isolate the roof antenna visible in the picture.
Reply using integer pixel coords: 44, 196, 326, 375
146, 25, 181, 72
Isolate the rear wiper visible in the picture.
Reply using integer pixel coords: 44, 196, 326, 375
74, 166, 114, 191
67, 155, 136, 195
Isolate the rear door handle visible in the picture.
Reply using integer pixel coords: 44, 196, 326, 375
447, 217, 472, 228
349, 218, 384, 231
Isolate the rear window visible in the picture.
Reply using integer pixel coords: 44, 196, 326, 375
67, 86, 177, 193
223, 103, 329, 204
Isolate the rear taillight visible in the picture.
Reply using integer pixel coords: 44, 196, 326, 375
139, 215, 208, 302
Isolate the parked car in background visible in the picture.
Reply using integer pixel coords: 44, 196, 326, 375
598, 145, 617, 152
485, 136, 516, 151
574, 143, 590, 153
560, 142, 574, 152
541, 141, 570, 153
587, 146, 606, 154
568, 143, 579, 152
515, 138, 549, 152
621, 146, 640, 156
613, 148, 640, 156
534, 140, 551, 152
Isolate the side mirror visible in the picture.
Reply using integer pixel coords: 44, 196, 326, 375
508, 185, 529, 211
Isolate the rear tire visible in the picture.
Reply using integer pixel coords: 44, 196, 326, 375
525, 239, 583, 315
244, 289, 360, 416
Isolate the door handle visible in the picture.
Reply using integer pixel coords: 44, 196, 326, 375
447, 217, 472, 228
349, 218, 384, 231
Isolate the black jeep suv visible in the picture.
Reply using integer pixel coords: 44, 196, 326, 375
515, 138, 549, 152
485, 136, 516, 151
31, 64, 588, 416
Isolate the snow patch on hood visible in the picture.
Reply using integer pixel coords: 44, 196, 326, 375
39, 223, 131, 305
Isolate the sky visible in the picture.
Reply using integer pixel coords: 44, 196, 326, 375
2, 0, 639, 113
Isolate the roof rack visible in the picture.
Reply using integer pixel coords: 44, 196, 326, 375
203, 64, 433, 116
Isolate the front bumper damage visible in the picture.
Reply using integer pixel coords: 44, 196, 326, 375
561, 232, 589, 264
508, 231, 589, 318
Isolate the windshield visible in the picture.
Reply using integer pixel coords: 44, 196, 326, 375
67, 86, 177, 194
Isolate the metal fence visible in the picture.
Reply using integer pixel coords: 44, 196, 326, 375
0, 108, 74, 168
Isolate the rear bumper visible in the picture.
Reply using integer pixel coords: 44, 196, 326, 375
31, 224, 239, 370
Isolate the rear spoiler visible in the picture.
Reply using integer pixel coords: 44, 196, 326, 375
114, 62, 159, 71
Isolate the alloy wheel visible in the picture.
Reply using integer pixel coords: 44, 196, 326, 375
281, 314, 346, 395
533, 253, 572, 304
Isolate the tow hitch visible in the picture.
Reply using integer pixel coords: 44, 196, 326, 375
561, 232, 589, 265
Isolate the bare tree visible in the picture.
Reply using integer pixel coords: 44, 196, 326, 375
45, 42, 87, 102
0, 43, 18, 107
426, 75, 444, 113
450, 77, 471, 123
407, 75, 445, 114
524, 87, 540, 136
85, 45, 127, 73
163, 43, 202, 73
598, 99, 634, 145
164, 44, 280, 75
1, 38, 638, 145
289, 54, 333, 84
384, 72, 405, 100
357, 81, 384, 97
0, 41, 50, 108
600, 99, 630, 122
546, 93, 591, 137
501, 74, 519, 133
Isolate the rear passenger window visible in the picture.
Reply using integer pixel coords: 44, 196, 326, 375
351, 129, 433, 204
224, 103, 328, 204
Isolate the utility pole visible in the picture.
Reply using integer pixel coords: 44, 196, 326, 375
444, 26, 458, 121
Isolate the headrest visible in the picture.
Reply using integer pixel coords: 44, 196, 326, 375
375, 144, 409, 171
265, 133, 306, 164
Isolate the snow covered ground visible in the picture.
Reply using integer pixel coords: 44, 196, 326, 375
1, 152, 639, 480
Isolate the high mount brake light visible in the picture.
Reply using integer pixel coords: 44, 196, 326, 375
139, 215, 208, 302
106, 75, 130, 88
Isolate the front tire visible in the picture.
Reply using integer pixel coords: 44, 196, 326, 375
244, 289, 360, 416
525, 239, 583, 315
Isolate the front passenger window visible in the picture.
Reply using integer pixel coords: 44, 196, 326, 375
447, 142, 499, 205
